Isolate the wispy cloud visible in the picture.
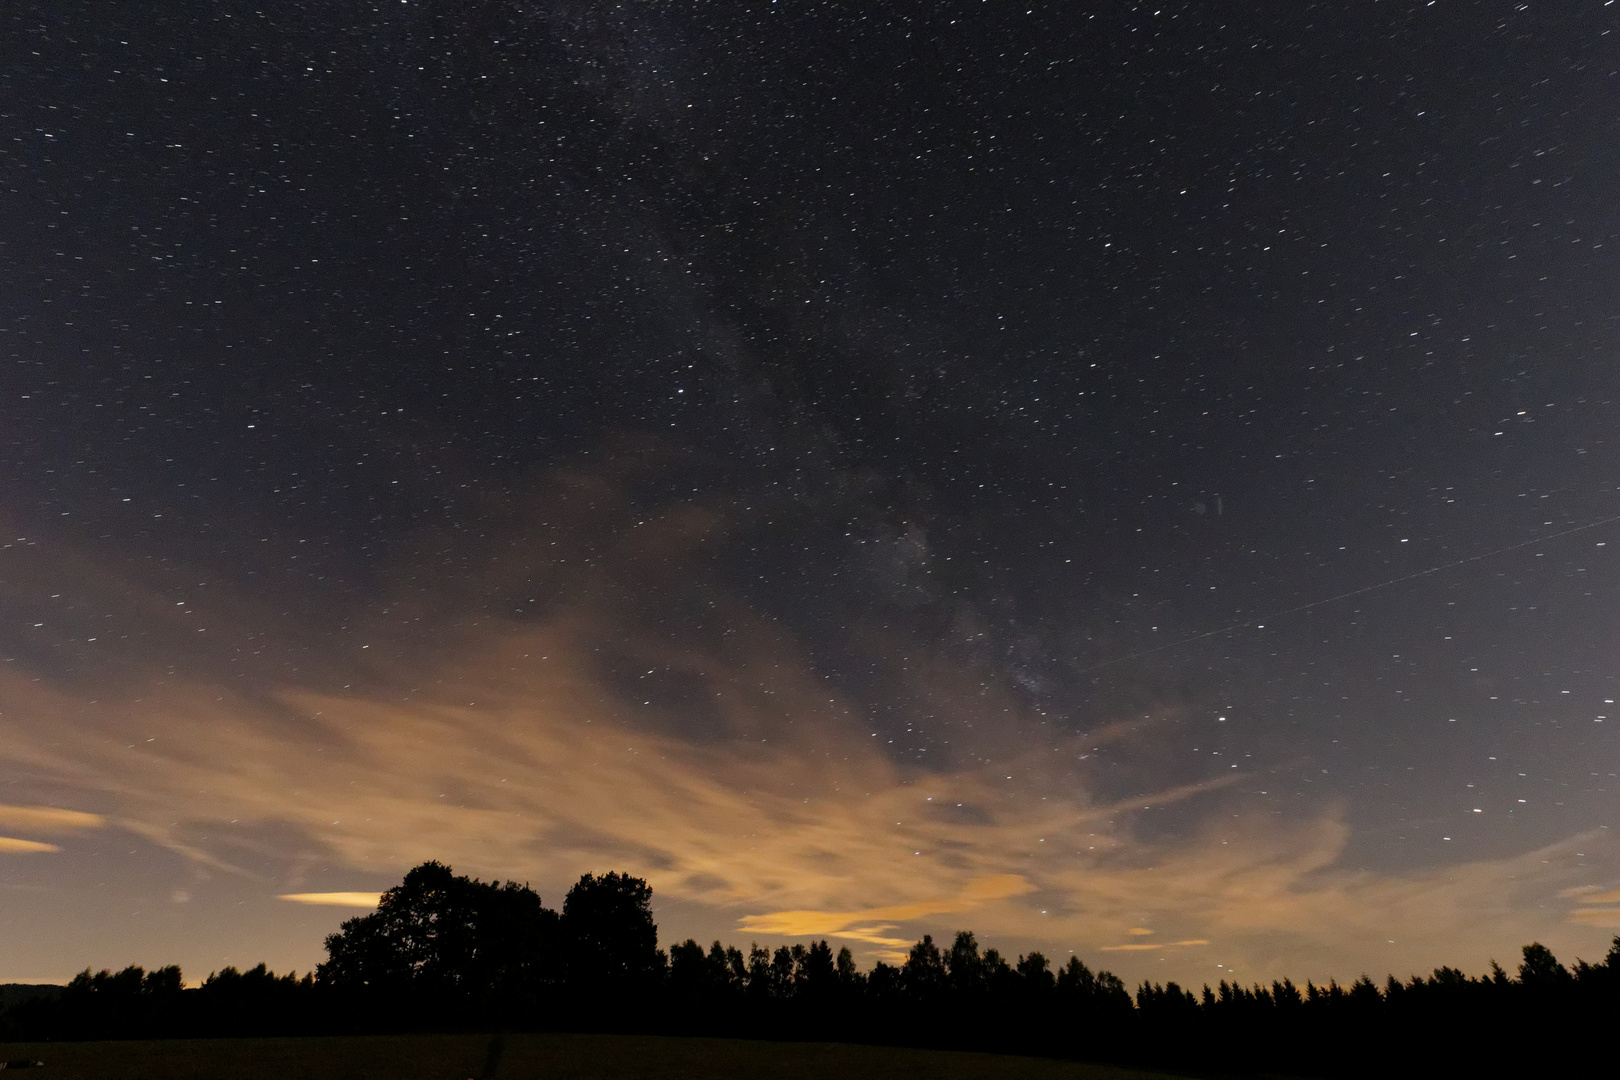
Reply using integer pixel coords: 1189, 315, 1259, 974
1562, 885, 1620, 904
0, 806, 105, 833
1567, 908, 1620, 928
278, 892, 383, 908
1101, 939, 1210, 952
739, 875, 1035, 957
0, 838, 60, 854
1, 471, 1615, 985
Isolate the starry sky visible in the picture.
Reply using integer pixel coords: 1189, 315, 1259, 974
3, 1, 1620, 988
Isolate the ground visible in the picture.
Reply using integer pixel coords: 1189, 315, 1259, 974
0, 1032, 1194, 1080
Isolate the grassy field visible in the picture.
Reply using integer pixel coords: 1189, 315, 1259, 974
0, 1032, 1194, 1080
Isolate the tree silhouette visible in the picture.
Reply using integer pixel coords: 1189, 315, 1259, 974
1016, 951, 1055, 998
317, 860, 558, 1019
667, 939, 708, 997
1517, 942, 1570, 991
797, 940, 838, 1000
745, 944, 774, 1000
560, 871, 663, 1001
15, 858, 1620, 1080
945, 931, 986, 996
835, 945, 861, 990
902, 933, 947, 999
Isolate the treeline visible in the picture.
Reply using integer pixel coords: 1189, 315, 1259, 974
7, 861, 1618, 1078
1130, 940, 1620, 1076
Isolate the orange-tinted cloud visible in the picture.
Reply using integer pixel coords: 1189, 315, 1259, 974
739, 874, 1035, 956
1568, 908, 1620, 928
1, 469, 1616, 987
1562, 886, 1620, 904
278, 892, 383, 908
1563, 886, 1620, 930
0, 806, 105, 833
1101, 939, 1209, 952
0, 838, 60, 854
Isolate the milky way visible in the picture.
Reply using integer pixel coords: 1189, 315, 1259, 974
2, 2, 1619, 986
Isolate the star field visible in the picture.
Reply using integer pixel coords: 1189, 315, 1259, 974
2, 1, 1620, 984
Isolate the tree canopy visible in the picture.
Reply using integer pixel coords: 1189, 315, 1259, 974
317, 860, 559, 1007
560, 871, 663, 996
11, 863, 1620, 1080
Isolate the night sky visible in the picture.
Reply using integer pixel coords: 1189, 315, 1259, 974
4, 1, 1620, 988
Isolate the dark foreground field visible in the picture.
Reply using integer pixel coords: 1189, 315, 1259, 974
0, 1033, 1192, 1080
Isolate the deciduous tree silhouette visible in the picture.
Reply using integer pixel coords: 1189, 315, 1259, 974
560, 871, 662, 1003
317, 860, 558, 1022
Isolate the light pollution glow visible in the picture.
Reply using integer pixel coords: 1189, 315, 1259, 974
1, 463, 1617, 983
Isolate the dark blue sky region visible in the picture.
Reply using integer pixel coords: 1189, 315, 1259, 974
1, 1, 1618, 986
